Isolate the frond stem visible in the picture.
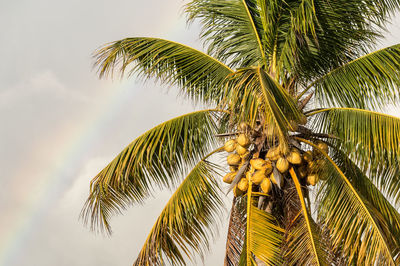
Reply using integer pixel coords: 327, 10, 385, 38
294, 137, 396, 266
241, 0, 267, 66
289, 167, 321, 266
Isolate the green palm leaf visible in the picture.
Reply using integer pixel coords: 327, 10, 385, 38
308, 107, 400, 169
372, 163, 400, 208
133, 156, 224, 266
185, 0, 266, 67
285, 168, 326, 266
332, 149, 400, 256
81, 110, 221, 233
241, 181, 284, 265
296, 137, 397, 265
305, 44, 400, 108
94, 37, 233, 103
223, 67, 301, 146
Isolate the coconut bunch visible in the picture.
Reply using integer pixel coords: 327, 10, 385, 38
221, 119, 330, 197
222, 131, 253, 196
222, 132, 330, 196
263, 141, 329, 188
300, 141, 329, 186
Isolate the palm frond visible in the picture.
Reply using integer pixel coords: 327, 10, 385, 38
133, 157, 224, 266
274, 0, 382, 79
308, 107, 400, 169
94, 37, 233, 103
222, 67, 301, 145
185, 0, 266, 68
285, 168, 326, 266
222, 69, 263, 126
257, 67, 297, 148
307, 44, 400, 108
225, 197, 247, 266
241, 0, 267, 65
296, 137, 397, 265
247, 204, 284, 265
332, 149, 400, 257
242, 183, 284, 265
81, 110, 221, 233
371, 162, 400, 208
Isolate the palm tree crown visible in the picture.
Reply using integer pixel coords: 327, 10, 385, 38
82, 1, 400, 265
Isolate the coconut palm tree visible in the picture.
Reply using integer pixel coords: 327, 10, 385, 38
82, 0, 400, 265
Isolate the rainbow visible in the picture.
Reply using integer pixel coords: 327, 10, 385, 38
0, 15, 188, 266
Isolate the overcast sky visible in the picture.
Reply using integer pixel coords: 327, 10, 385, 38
1, 1, 400, 266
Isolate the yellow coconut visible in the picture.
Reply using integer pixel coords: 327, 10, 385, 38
260, 178, 272, 193
233, 185, 244, 197
236, 145, 248, 156
307, 174, 319, 186
250, 158, 267, 170
287, 149, 302, 165
303, 150, 313, 162
238, 122, 250, 132
316, 141, 329, 153
224, 139, 237, 153
263, 163, 273, 175
276, 157, 290, 173
266, 146, 280, 161
298, 165, 308, 178
227, 154, 241, 166
237, 134, 251, 147
250, 170, 266, 185
223, 172, 235, 184
237, 178, 249, 191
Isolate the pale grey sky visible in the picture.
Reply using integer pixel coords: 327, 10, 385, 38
0, 1, 400, 266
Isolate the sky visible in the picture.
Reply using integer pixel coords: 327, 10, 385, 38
0, 1, 400, 266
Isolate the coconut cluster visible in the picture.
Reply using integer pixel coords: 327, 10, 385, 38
222, 126, 329, 196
